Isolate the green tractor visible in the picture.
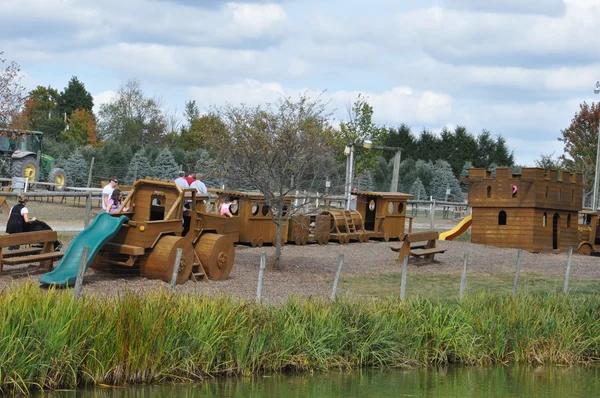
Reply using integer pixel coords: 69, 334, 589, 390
0, 129, 67, 191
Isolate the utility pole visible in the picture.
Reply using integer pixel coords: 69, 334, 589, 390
390, 149, 402, 192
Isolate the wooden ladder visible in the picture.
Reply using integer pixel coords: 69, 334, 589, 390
343, 210, 356, 233
190, 252, 208, 281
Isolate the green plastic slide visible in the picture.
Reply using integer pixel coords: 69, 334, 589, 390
40, 212, 129, 287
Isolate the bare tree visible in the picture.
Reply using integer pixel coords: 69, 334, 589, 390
164, 106, 181, 134
220, 94, 338, 269
0, 52, 26, 126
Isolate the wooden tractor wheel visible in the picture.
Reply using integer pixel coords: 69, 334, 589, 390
578, 242, 594, 256
139, 236, 194, 284
196, 234, 235, 281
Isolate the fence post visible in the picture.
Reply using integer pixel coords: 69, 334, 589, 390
256, 252, 267, 303
170, 248, 183, 294
563, 246, 573, 295
74, 246, 90, 298
459, 252, 469, 300
400, 255, 408, 301
86, 157, 95, 188
331, 254, 344, 300
430, 199, 435, 229
512, 249, 523, 296
84, 192, 92, 228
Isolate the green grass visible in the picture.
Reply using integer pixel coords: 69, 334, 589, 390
3, 282, 600, 393
339, 272, 600, 300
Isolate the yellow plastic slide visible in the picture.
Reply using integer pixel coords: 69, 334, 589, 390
439, 215, 472, 241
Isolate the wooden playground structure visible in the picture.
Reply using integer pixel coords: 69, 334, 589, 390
5, 166, 596, 285
92, 178, 236, 283
577, 210, 600, 255
464, 167, 584, 253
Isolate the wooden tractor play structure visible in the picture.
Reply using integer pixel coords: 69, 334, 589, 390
577, 210, 600, 255
91, 178, 236, 283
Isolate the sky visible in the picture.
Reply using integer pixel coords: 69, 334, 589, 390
2, 0, 600, 166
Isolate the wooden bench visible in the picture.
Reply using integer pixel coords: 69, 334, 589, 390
0, 230, 64, 275
390, 230, 446, 262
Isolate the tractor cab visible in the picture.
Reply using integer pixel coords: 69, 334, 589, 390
577, 210, 600, 255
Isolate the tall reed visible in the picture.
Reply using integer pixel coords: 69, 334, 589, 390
1, 283, 600, 393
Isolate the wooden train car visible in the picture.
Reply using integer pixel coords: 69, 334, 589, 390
320, 209, 368, 243
287, 214, 310, 245
465, 168, 584, 252
354, 191, 414, 241
213, 190, 291, 247
92, 178, 235, 283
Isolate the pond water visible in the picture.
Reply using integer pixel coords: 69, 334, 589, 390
34, 366, 600, 397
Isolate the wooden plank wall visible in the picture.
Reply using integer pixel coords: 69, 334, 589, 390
378, 200, 408, 239
238, 200, 289, 244
471, 207, 578, 252
356, 197, 408, 239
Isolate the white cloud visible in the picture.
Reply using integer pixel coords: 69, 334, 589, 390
0, 0, 289, 51
93, 90, 117, 115
189, 79, 453, 125
224, 3, 287, 37
505, 138, 565, 166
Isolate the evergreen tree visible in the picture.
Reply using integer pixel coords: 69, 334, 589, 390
372, 156, 392, 191
491, 136, 515, 166
381, 124, 416, 162
474, 130, 496, 167
510, 164, 523, 174
414, 159, 436, 194
126, 150, 153, 184
170, 147, 188, 172
461, 161, 474, 178
397, 158, 417, 193
193, 148, 222, 187
184, 100, 200, 127
59, 76, 94, 116
152, 149, 179, 180
452, 126, 478, 176
357, 170, 375, 191
64, 150, 88, 187
415, 129, 441, 162
95, 141, 132, 182
429, 160, 464, 202
409, 177, 427, 201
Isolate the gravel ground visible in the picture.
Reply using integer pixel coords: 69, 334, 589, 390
2, 238, 599, 303
1, 198, 598, 301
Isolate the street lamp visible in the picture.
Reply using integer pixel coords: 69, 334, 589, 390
344, 139, 403, 210
344, 139, 372, 210
593, 81, 600, 210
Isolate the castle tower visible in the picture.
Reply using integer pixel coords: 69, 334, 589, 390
464, 167, 584, 252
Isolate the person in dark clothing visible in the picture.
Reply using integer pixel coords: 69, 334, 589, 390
6, 194, 36, 249
5, 194, 62, 251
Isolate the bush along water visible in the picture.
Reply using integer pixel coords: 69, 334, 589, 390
2, 282, 600, 393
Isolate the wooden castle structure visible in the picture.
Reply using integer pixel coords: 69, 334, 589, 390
464, 167, 585, 252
